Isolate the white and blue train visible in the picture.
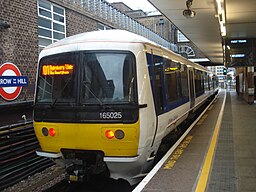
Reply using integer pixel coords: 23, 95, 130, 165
34, 30, 219, 184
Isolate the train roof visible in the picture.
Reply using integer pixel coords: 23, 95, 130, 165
40, 30, 211, 73
45, 29, 155, 49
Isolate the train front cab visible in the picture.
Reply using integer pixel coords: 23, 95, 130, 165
33, 48, 147, 183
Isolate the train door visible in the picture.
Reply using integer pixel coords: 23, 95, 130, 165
188, 68, 195, 108
146, 50, 165, 149
152, 56, 165, 115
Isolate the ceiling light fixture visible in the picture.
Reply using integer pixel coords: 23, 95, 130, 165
216, 0, 226, 36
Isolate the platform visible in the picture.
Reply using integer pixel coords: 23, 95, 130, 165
133, 90, 256, 192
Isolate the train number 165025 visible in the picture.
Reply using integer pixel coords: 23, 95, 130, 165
99, 112, 122, 119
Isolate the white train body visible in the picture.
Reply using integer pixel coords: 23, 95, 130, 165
34, 30, 218, 184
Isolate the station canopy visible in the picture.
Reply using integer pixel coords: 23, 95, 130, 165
148, 0, 256, 67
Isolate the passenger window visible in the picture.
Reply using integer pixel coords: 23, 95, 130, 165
180, 65, 189, 99
164, 59, 180, 104
204, 72, 209, 91
195, 69, 205, 97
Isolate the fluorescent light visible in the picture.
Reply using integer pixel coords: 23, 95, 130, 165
216, 0, 222, 15
189, 58, 210, 62
216, 0, 226, 36
220, 22, 226, 36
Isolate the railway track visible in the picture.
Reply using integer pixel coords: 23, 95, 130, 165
43, 177, 133, 192
0, 121, 54, 191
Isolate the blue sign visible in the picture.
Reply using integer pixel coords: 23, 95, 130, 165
0, 63, 28, 101
0, 76, 28, 87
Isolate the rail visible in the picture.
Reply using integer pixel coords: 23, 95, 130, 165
59, 0, 178, 52
0, 121, 54, 191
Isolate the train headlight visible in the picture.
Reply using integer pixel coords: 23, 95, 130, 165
105, 130, 115, 139
42, 127, 48, 136
114, 130, 125, 140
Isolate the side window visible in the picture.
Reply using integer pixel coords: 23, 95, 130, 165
180, 65, 189, 100
215, 76, 219, 88
195, 70, 205, 97
201, 71, 205, 91
164, 59, 180, 104
204, 72, 208, 91
195, 70, 199, 96
147, 53, 190, 113
209, 75, 212, 90
212, 75, 218, 89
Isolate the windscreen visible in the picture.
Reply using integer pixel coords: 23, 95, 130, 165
36, 51, 136, 106
81, 52, 136, 104
36, 52, 77, 105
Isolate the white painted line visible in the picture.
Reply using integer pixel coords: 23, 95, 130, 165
133, 92, 220, 192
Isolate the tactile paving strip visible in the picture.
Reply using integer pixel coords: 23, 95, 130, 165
207, 92, 237, 192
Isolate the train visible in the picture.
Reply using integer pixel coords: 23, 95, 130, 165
33, 29, 218, 185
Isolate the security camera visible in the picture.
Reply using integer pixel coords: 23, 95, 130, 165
0, 20, 10, 29
183, 9, 196, 18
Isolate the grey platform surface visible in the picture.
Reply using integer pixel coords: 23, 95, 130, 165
208, 91, 256, 192
141, 90, 256, 192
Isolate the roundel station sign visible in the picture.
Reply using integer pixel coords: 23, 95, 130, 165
0, 63, 28, 101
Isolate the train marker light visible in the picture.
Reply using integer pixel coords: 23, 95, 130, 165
49, 128, 56, 137
105, 130, 115, 139
69, 175, 78, 181
42, 127, 48, 136
114, 130, 125, 139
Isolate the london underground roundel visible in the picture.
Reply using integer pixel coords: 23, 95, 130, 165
0, 63, 28, 101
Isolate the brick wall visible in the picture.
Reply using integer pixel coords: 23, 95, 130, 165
137, 15, 171, 41
66, 9, 98, 36
0, 0, 38, 103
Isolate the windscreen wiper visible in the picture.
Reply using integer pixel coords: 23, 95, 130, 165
51, 97, 58, 108
51, 77, 73, 108
82, 82, 104, 106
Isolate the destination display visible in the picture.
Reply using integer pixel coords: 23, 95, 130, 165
225, 38, 255, 67
42, 64, 74, 76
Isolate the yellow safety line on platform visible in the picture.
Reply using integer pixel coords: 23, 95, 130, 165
195, 90, 226, 192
